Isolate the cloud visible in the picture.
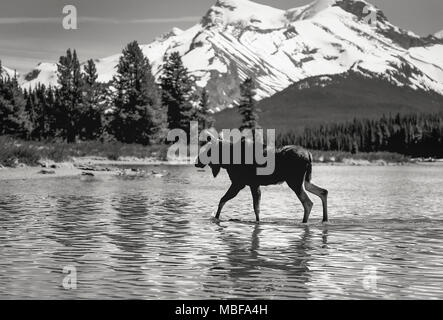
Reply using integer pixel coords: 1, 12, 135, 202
0, 16, 200, 25
81, 16, 200, 24
127, 16, 200, 24
0, 17, 61, 24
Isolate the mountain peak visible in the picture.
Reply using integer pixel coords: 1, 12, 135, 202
333, 0, 385, 19
310, 0, 339, 12
309, 0, 382, 18
202, 0, 285, 29
156, 27, 184, 41
285, 0, 339, 20
199, 0, 384, 29
285, 0, 381, 23
213, 0, 270, 10
15, 0, 443, 109
36, 62, 56, 68
435, 30, 443, 39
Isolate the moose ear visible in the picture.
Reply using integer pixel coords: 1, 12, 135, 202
211, 165, 221, 178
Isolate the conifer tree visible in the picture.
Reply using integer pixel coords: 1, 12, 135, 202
23, 84, 57, 140
80, 59, 103, 140
24, 87, 36, 135
111, 41, 164, 145
57, 49, 84, 143
160, 52, 196, 134
0, 72, 29, 137
194, 88, 214, 130
44, 86, 57, 138
238, 77, 259, 131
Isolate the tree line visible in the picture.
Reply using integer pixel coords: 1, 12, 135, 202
277, 113, 443, 158
4, 42, 441, 158
0, 41, 216, 145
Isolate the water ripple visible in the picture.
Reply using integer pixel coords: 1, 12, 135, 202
0, 165, 443, 299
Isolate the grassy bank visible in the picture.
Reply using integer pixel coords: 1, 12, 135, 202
0, 136, 168, 167
0, 136, 413, 168
310, 150, 410, 164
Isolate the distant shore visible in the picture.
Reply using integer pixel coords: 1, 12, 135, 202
0, 157, 174, 181
1, 154, 441, 182
2, 136, 442, 181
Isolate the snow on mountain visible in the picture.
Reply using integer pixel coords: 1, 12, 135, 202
19, 0, 443, 111
1, 65, 17, 79
201, 0, 286, 29
20, 62, 58, 89
287, 0, 349, 20
435, 30, 443, 39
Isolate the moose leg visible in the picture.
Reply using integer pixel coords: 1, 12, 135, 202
250, 185, 261, 222
305, 181, 329, 222
288, 180, 313, 223
215, 184, 244, 219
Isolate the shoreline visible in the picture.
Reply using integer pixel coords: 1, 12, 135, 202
1, 156, 441, 181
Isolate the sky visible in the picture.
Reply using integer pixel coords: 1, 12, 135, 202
1, 0, 442, 74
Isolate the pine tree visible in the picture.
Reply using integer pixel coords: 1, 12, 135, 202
80, 59, 103, 140
194, 88, 214, 130
0, 73, 30, 137
22, 83, 58, 140
24, 87, 36, 136
160, 52, 196, 134
57, 49, 84, 143
111, 41, 164, 145
44, 86, 57, 138
238, 77, 259, 131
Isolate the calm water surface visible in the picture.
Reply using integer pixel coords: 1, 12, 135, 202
0, 164, 442, 299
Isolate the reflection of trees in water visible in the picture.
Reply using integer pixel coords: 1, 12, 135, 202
161, 193, 189, 214
109, 190, 194, 286
46, 194, 107, 298
96, 192, 152, 291
50, 195, 104, 259
149, 191, 193, 261
203, 224, 327, 299
0, 195, 25, 230
108, 194, 150, 264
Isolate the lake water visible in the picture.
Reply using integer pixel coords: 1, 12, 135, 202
0, 164, 442, 299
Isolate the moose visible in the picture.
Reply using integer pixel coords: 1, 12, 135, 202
195, 134, 328, 223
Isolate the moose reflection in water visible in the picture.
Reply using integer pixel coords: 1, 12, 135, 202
201, 222, 320, 298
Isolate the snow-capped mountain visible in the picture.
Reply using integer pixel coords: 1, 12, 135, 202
18, 0, 443, 111
215, 70, 443, 132
435, 30, 443, 39
1, 65, 17, 79
20, 62, 58, 89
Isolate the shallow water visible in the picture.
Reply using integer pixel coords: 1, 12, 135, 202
0, 164, 442, 299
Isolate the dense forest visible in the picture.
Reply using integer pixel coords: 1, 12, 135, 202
0, 41, 213, 145
1, 43, 443, 159
277, 113, 443, 158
